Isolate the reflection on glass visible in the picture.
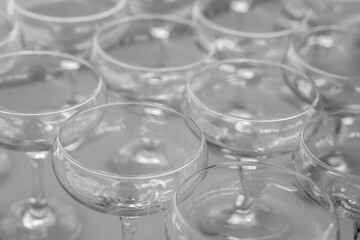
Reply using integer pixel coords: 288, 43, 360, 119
284, 0, 360, 27
7, 0, 127, 58
0, 10, 22, 182
127, 0, 194, 18
166, 161, 339, 240
181, 58, 319, 160
91, 14, 215, 109
52, 102, 208, 240
0, 51, 107, 240
193, 0, 305, 61
293, 110, 360, 239
286, 25, 360, 112
0, 10, 21, 53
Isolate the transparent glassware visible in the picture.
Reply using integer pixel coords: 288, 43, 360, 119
292, 110, 360, 239
286, 25, 360, 112
0, 10, 22, 182
192, 0, 305, 61
166, 161, 340, 240
0, 51, 107, 240
7, 0, 127, 58
0, 10, 21, 53
181, 58, 319, 160
283, 0, 360, 28
91, 14, 215, 109
127, 0, 194, 18
52, 102, 208, 240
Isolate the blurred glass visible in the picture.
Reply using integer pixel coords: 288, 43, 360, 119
127, 0, 194, 18
283, 0, 360, 27
192, 0, 305, 61
286, 25, 360, 112
0, 10, 21, 53
91, 14, 215, 109
0, 10, 22, 183
293, 110, 360, 239
7, 0, 127, 58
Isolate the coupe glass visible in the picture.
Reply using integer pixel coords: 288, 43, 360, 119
283, 0, 360, 28
292, 110, 360, 239
286, 25, 360, 112
52, 102, 208, 240
0, 51, 107, 240
192, 0, 305, 61
91, 14, 215, 109
166, 161, 340, 240
7, 0, 127, 58
127, 0, 194, 18
181, 58, 319, 160
0, 10, 22, 182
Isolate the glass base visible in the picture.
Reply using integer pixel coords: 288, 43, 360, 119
198, 197, 291, 240
0, 198, 82, 240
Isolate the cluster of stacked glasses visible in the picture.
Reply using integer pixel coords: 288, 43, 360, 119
0, 0, 360, 240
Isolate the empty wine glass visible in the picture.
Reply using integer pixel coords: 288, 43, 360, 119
0, 10, 22, 182
283, 0, 360, 28
286, 25, 360, 112
166, 161, 340, 240
181, 58, 319, 160
7, 0, 127, 58
52, 102, 208, 240
192, 0, 305, 61
91, 14, 215, 109
292, 109, 360, 239
127, 0, 194, 18
0, 51, 107, 240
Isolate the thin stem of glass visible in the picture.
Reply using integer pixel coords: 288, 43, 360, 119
120, 216, 138, 240
27, 151, 48, 209
23, 151, 55, 232
353, 221, 360, 240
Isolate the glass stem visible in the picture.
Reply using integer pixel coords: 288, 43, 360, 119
232, 165, 256, 226
119, 216, 138, 240
27, 151, 49, 217
354, 221, 360, 240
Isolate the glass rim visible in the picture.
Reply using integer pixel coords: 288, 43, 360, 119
171, 161, 336, 239
56, 101, 208, 180
0, 10, 19, 49
92, 14, 216, 73
185, 58, 320, 123
193, 0, 298, 39
0, 50, 105, 117
301, 109, 360, 181
289, 25, 360, 81
9, 0, 126, 23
